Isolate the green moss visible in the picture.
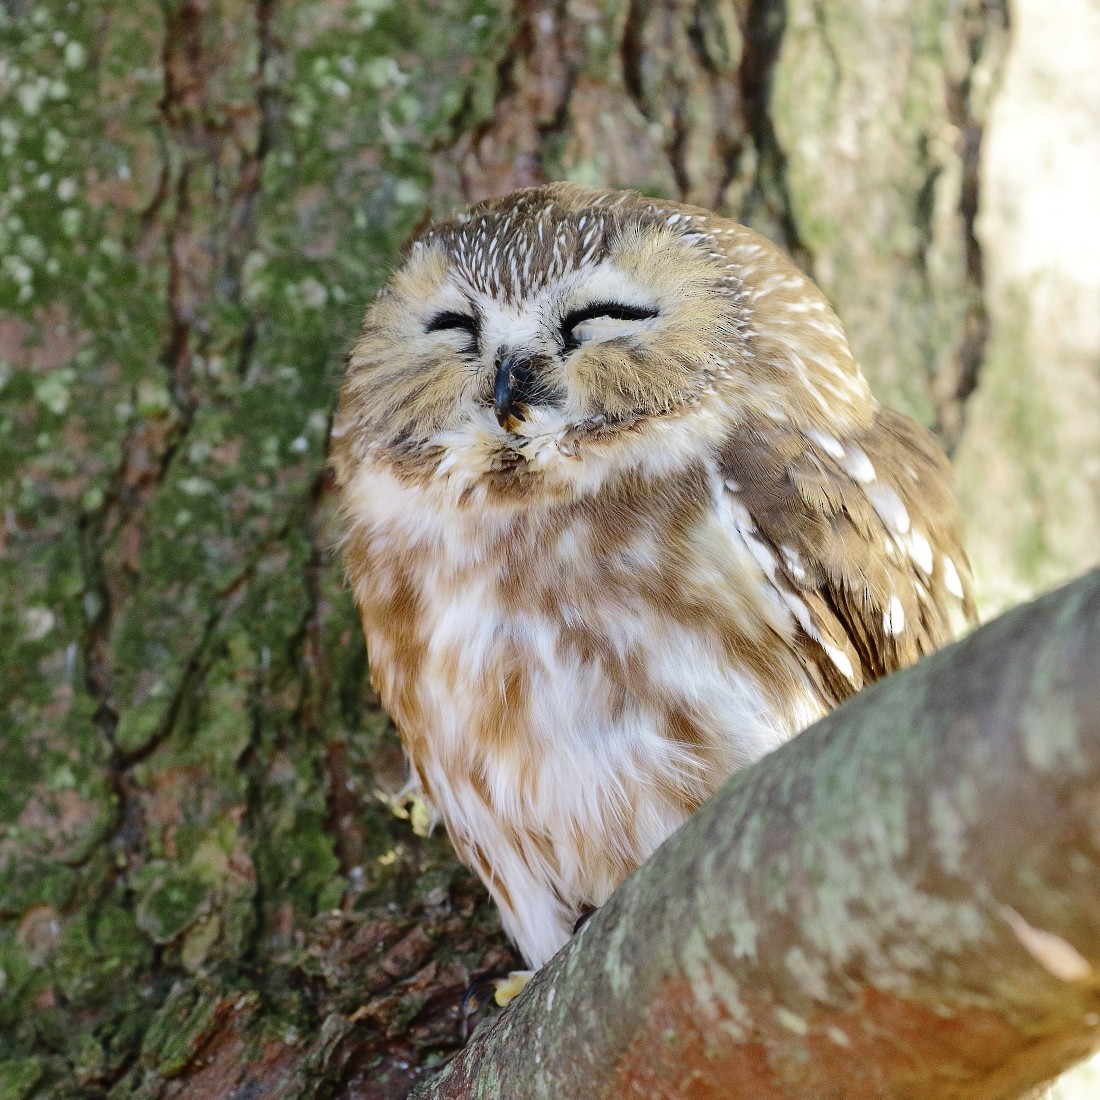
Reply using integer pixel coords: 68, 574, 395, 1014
0, 1060, 43, 1100
139, 983, 245, 1078
133, 863, 209, 946
0, 859, 77, 916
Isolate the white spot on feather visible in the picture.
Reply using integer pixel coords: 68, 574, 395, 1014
775, 1008, 809, 1035
807, 429, 845, 460
823, 644, 855, 681
942, 556, 965, 599
906, 530, 934, 575
866, 482, 911, 534
780, 545, 806, 583
842, 444, 876, 484
743, 531, 780, 583
883, 595, 905, 636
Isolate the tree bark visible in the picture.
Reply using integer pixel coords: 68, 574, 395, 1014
417, 570, 1100, 1100
2, 0, 1097, 1097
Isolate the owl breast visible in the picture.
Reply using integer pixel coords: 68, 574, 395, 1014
341, 452, 826, 967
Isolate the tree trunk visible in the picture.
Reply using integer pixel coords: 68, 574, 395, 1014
1, 1, 1096, 1098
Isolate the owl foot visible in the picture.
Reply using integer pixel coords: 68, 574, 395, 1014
461, 969, 534, 1036
490, 969, 533, 1005
461, 969, 533, 1040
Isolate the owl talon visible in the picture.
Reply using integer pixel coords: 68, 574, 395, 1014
573, 907, 597, 934
461, 973, 498, 1018
461, 969, 533, 1040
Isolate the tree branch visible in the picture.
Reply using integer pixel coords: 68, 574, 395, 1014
416, 569, 1100, 1099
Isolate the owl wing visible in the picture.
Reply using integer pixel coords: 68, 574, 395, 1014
718, 407, 977, 707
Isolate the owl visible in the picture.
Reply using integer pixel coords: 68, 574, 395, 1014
332, 183, 975, 971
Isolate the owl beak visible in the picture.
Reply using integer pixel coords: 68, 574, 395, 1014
493, 350, 535, 430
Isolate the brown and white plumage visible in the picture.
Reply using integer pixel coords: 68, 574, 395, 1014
332, 184, 975, 969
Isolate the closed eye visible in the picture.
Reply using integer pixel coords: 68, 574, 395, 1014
426, 310, 480, 350
561, 302, 659, 352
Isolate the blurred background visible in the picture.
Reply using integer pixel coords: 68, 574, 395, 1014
1, 0, 1097, 1095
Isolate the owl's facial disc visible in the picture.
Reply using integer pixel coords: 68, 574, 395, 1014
345, 191, 752, 468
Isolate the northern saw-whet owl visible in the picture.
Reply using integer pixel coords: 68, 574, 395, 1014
332, 184, 976, 970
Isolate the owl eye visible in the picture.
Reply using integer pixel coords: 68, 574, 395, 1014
426, 310, 480, 350
560, 302, 659, 352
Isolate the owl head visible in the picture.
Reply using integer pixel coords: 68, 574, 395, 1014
334, 184, 872, 494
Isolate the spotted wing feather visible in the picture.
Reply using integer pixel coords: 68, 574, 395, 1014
721, 407, 977, 708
